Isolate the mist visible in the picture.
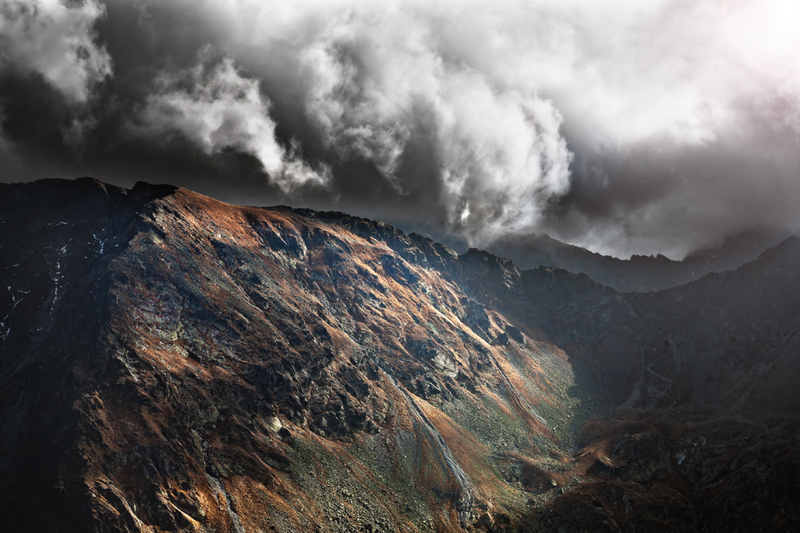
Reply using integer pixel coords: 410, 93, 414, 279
1, 0, 798, 258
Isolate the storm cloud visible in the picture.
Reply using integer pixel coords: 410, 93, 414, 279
128, 52, 330, 193
0, 0, 111, 103
0, 0, 798, 257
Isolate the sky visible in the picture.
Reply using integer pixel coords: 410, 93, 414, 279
0, 0, 798, 258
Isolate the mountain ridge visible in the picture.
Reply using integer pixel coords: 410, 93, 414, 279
486, 227, 793, 292
1, 178, 798, 532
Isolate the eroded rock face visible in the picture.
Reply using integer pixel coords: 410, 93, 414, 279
0, 178, 797, 532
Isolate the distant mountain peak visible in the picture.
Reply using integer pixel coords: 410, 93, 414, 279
487, 226, 793, 292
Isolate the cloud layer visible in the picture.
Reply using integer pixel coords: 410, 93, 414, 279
0, 0, 111, 103
0, 0, 798, 257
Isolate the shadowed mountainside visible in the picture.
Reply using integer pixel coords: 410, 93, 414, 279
487, 229, 791, 293
0, 178, 798, 532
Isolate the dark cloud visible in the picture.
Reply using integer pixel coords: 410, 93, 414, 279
0, 0, 797, 258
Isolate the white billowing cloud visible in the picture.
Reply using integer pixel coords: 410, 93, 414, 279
135, 0, 798, 247
431, 73, 572, 240
299, 35, 413, 187
0, 0, 111, 103
296, 11, 572, 240
426, 0, 798, 149
131, 56, 329, 193
97, 0, 799, 252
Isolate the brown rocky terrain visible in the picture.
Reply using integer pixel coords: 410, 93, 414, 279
0, 178, 798, 532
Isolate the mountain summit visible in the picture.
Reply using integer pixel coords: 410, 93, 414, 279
1, 178, 798, 532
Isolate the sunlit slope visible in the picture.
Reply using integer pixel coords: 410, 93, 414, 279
0, 180, 594, 532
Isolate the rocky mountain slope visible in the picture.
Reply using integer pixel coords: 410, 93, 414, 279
1, 178, 798, 532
